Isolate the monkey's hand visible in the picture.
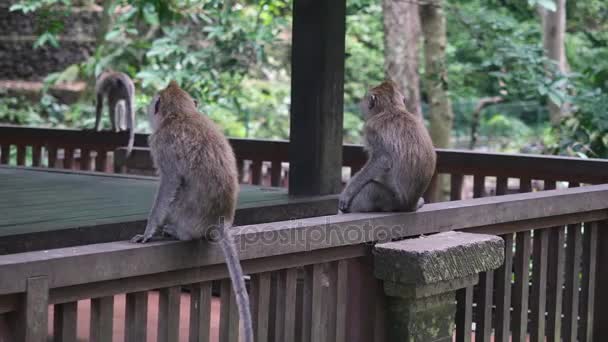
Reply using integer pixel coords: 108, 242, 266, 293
338, 192, 352, 213
130, 223, 160, 243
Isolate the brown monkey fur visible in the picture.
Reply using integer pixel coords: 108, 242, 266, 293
131, 81, 253, 342
339, 80, 436, 212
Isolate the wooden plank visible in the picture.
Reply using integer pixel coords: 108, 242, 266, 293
289, 0, 346, 196
158, 286, 181, 342
593, 220, 608, 341
546, 225, 565, 342
189, 282, 212, 342
301, 266, 314, 342
530, 228, 549, 342
0, 145, 9, 164
274, 270, 287, 341
24, 276, 49, 342
335, 260, 348, 342
579, 222, 597, 342
270, 160, 282, 187
473, 175, 485, 198
219, 279, 231, 342
90, 296, 114, 342
237, 159, 244, 183
32, 145, 42, 167
494, 232, 513, 342
450, 173, 463, 200
53, 302, 78, 342
125, 291, 148, 342
311, 263, 330, 342
512, 230, 531, 342
563, 223, 582, 342
228, 287, 239, 342
519, 177, 532, 192
455, 286, 473, 342
326, 262, 338, 342
284, 269, 299, 342
251, 273, 271, 342
16, 145, 26, 166
63, 148, 74, 170
475, 271, 493, 342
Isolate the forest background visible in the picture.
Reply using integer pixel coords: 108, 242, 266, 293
2, 0, 608, 158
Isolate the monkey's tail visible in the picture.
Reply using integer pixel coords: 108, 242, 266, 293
219, 224, 254, 342
125, 97, 135, 160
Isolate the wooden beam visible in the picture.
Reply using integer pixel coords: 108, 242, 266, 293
289, 0, 346, 196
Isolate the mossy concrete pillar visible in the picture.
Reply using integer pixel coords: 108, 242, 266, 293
374, 231, 504, 342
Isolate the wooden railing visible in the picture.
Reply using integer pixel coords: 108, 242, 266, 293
0, 185, 607, 341
2, 125, 608, 198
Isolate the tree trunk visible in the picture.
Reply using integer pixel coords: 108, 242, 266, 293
382, 0, 422, 117
540, 0, 568, 125
420, 0, 453, 149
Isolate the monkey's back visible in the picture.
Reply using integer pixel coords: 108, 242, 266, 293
150, 111, 238, 226
365, 110, 436, 207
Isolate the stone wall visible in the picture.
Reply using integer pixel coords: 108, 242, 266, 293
0, 4, 101, 80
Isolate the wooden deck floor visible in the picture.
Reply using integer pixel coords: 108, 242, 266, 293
0, 166, 337, 254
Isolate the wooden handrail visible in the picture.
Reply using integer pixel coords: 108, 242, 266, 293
0, 184, 606, 296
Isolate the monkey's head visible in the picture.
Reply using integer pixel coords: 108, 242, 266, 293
148, 81, 198, 130
360, 80, 407, 118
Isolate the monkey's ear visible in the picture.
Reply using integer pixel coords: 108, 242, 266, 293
368, 95, 377, 110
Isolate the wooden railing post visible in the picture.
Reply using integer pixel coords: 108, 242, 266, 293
373, 232, 504, 342
594, 220, 608, 342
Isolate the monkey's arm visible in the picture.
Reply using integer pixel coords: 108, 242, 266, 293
131, 170, 181, 243
339, 154, 391, 212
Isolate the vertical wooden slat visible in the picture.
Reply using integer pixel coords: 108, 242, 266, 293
563, 223, 582, 342
158, 286, 181, 342
473, 174, 484, 198
496, 176, 508, 196
90, 296, 114, 342
530, 228, 549, 342
0, 144, 9, 164
16, 145, 26, 166
251, 273, 271, 342
270, 160, 282, 187
95, 150, 108, 172
512, 230, 531, 342
450, 173, 464, 200
475, 271, 493, 342
125, 291, 148, 342
519, 177, 532, 192
251, 160, 262, 185
219, 279, 231, 342
579, 222, 598, 342
53, 302, 78, 342
81, 149, 92, 171
189, 282, 212, 342
494, 233, 513, 342
373, 279, 386, 342
24, 276, 49, 342
455, 286, 473, 342
326, 263, 338, 342
547, 225, 566, 342
284, 268, 298, 342
335, 260, 348, 342
275, 270, 287, 342
593, 220, 608, 341
228, 288, 239, 342
311, 263, 330, 342
301, 265, 314, 342
63, 148, 74, 170
32, 145, 42, 167
47, 145, 58, 168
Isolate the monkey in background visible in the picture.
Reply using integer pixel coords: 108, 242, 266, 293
339, 80, 436, 213
131, 81, 253, 342
95, 70, 136, 157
